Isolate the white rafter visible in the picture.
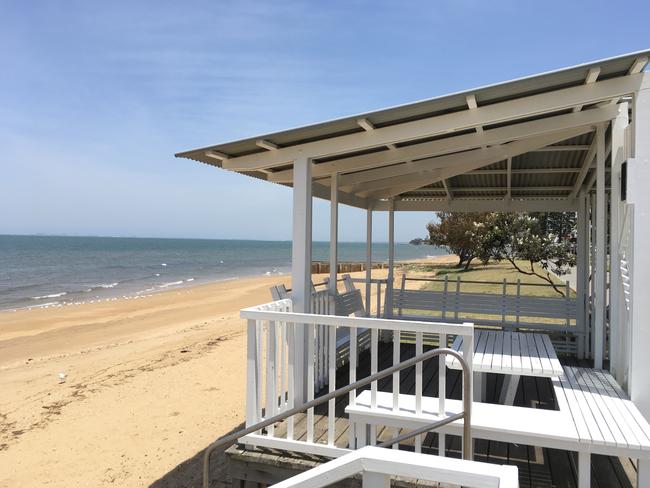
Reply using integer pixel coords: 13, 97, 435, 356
629, 56, 649, 74
361, 127, 591, 199
466, 94, 485, 145
574, 67, 601, 112
268, 105, 619, 183
373, 198, 577, 212
441, 179, 452, 200
357, 118, 375, 131
533, 145, 590, 151
205, 150, 230, 161
218, 74, 642, 171
256, 139, 278, 151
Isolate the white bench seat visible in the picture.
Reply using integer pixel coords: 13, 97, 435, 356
346, 367, 650, 488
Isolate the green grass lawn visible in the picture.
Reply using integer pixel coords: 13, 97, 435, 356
401, 259, 574, 298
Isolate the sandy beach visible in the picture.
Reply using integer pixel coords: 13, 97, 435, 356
0, 255, 458, 488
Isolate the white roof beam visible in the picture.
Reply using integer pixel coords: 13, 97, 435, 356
373, 198, 576, 212
410, 185, 572, 193
472, 167, 582, 175
268, 104, 619, 184
256, 139, 279, 151
362, 126, 591, 199
629, 56, 649, 75
533, 145, 591, 151
357, 118, 375, 131
466, 94, 485, 143
205, 150, 230, 161
221, 74, 643, 171
596, 57, 648, 108
569, 133, 612, 197
574, 67, 601, 112
441, 179, 452, 200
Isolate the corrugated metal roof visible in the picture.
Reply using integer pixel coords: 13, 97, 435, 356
176, 50, 649, 208
177, 50, 647, 160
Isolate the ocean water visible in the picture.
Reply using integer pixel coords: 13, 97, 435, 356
0, 235, 444, 311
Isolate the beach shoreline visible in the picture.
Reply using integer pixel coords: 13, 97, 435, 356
0, 255, 455, 487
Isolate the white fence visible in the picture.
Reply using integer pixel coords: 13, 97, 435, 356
239, 299, 474, 457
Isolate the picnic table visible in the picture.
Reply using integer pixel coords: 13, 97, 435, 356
446, 329, 564, 404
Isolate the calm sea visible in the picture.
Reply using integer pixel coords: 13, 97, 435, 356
0, 235, 444, 311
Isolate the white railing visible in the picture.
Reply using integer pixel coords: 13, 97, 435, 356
240, 299, 474, 457
270, 446, 518, 488
619, 204, 633, 314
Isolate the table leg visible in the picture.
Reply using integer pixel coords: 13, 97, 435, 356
473, 372, 486, 401
499, 374, 520, 405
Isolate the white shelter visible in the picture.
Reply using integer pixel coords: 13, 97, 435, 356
178, 50, 650, 487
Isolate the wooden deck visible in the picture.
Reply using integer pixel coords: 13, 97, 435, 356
226, 342, 637, 488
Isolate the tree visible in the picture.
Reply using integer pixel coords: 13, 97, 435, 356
425, 212, 491, 269
422, 211, 577, 296
479, 212, 576, 296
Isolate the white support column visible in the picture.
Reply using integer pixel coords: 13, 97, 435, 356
629, 84, 650, 416
330, 173, 339, 300
594, 123, 606, 369
292, 156, 312, 404
590, 191, 597, 359
576, 192, 587, 359
386, 200, 395, 318
365, 209, 372, 317
610, 104, 628, 379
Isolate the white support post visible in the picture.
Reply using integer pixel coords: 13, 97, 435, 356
610, 104, 628, 379
629, 84, 650, 417
330, 173, 339, 301
292, 156, 312, 404
594, 123, 606, 369
365, 209, 372, 317
386, 200, 395, 318
576, 192, 587, 359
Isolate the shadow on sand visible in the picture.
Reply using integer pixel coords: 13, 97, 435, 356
149, 421, 245, 488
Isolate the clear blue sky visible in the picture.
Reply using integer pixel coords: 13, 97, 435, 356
1, 1, 648, 242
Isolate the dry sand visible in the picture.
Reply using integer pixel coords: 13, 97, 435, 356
0, 256, 455, 488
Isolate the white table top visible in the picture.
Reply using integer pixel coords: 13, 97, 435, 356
446, 329, 564, 377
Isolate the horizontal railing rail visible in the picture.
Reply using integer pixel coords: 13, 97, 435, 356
201, 345, 473, 488
242, 299, 474, 460
270, 446, 518, 488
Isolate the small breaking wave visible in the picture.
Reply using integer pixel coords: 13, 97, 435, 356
31, 292, 67, 300
159, 280, 183, 288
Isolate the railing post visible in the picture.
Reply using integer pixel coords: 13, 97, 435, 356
462, 323, 474, 461
516, 279, 521, 330
438, 332, 447, 457
266, 320, 277, 436
502, 278, 507, 327
442, 274, 449, 320
246, 319, 259, 428
455, 276, 461, 321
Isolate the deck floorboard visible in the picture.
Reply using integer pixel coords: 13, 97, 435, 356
230, 342, 635, 487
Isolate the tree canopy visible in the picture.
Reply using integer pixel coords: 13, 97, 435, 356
423, 212, 577, 295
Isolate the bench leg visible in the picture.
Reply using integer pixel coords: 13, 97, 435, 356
499, 374, 520, 405
474, 372, 486, 401
639, 459, 650, 488
363, 471, 390, 488
348, 419, 356, 449
355, 422, 368, 448
578, 451, 590, 488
